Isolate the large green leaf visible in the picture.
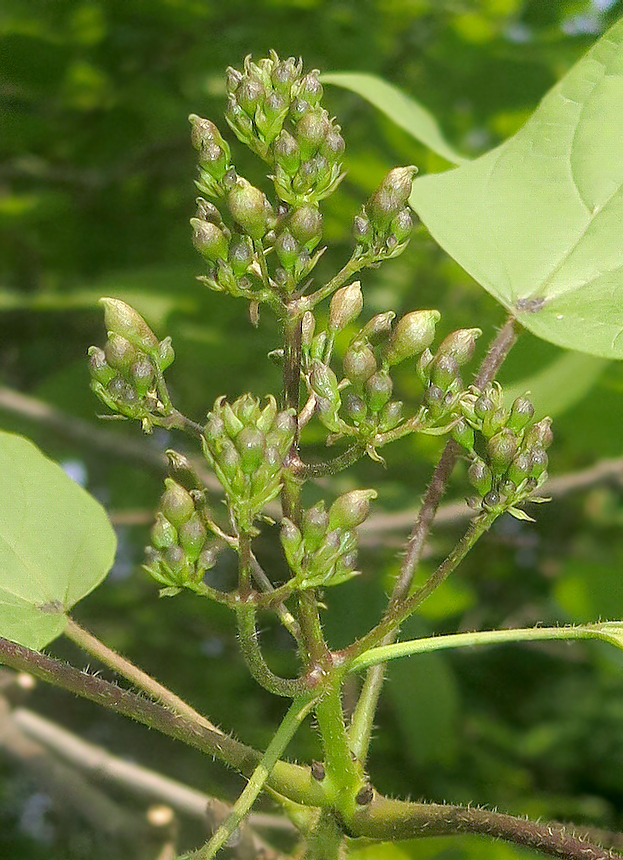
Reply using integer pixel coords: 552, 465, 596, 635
321, 72, 467, 165
0, 432, 116, 649
410, 17, 623, 359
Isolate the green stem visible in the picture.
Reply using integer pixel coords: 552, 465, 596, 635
303, 809, 345, 860
303, 249, 369, 309
0, 636, 324, 806
181, 693, 317, 860
343, 510, 498, 662
349, 624, 620, 673
235, 598, 308, 697
314, 678, 362, 813
300, 443, 365, 478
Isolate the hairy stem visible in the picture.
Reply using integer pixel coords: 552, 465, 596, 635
348, 315, 517, 763
235, 599, 308, 697
0, 637, 323, 806
182, 693, 317, 860
347, 794, 623, 859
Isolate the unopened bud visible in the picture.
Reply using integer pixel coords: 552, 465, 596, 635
178, 514, 207, 563
130, 357, 155, 396
296, 109, 330, 158
365, 370, 393, 413
468, 459, 493, 496
366, 166, 417, 229
229, 234, 254, 276
438, 328, 481, 366
100, 298, 159, 354
88, 347, 115, 385
152, 513, 177, 550
343, 343, 376, 385
191, 218, 229, 262
302, 502, 329, 552
105, 334, 138, 376
384, 310, 440, 366
274, 229, 300, 270
161, 479, 195, 528
227, 178, 272, 240
289, 204, 323, 247
273, 130, 301, 175
487, 429, 519, 474
328, 489, 377, 531
310, 360, 340, 404
235, 79, 265, 115
508, 396, 535, 433
329, 282, 363, 331
235, 425, 267, 474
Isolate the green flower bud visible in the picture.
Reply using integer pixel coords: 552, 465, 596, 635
345, 394, 367, 424
483, 406, 508, 438
425, 383, 446, 418
225, 95, 254, 140
161, 478, 195, 528
198, 142, 229, 179
198, 545, 219, 572
227, 177, 273, 240
130, 357, 155, 397
358, 311, 395, 344
302, 502, 329, 552
389, 208, 414, 244
280, 518, 304, 569
310, 360, 340, 404
105, 334, 138, 376
343, 343, 376, 385
156, 337, 175, 372
189, 114, 224, 151
289, 204, 323, 247
291, 97, 311, 121
384, 310, 440, 366
328, 489, 377, 531
273, 130, 301, 175
263, 90, 287, 122
320, 129, 345, 161
235, 79, 265, 115
163, 545, 188, 581
204, 413, 226, 443
299, 71, 323, 105
235, 425, 266, 474
507, 452, 532, 486
301, 311, 315, 347
482, 490, 502, 511
452, 417, 475, 451
508, 396, 535, 433
275, 228, 300, 270
191, 218, 229, 262
468, 459, 493, 496
152, 512, 178, 550
365, 370, 393, 414
225, 67, 243, 93
366, 166, 417, 230
100, 298, 159, 355
329, 282, 363, 331
271, 56, 299, 93
432, 354, 461, 391
228, 234, 254, 276
217, 438, 243, 485
416, 348, 434, 384
524, 417, 553, 450
474, 393, 495, 420
353, 213, 373, 245
487, 429, 519, 475
178, 513, 207, 563
195, 197, 223, 225
296, 109, 330, 159
88, 347, 115, 385
529, 447, 548, 479
268, 410, 297, 451
379, 400, 403, 432
438, 328, 481, 366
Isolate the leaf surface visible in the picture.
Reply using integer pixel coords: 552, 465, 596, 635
410, 17, 623, 358
0, 432, 116, 649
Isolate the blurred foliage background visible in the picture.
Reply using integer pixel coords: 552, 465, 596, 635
3, 0, 623, 858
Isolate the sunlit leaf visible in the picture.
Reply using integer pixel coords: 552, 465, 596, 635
410, 17, 623, 359
0, 432, 116, 649
321, 72, 467, 165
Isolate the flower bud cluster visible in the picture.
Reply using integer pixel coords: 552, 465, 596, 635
459, 384, 552, 518
88, 298, 175, 431
202, 394, 296, 529
306, 306, 445, 446
143, 479, 218, 590
224, 52, 345, 205
354, 167, 417, 261
280, 490, 376, 590
418, 327, 482, 424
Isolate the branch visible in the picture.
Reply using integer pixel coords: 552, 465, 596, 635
347, 794, 623, 859
0, 638, 323, 808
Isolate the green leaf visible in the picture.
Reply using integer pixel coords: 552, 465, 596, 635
410, 17, 623, 359
0, 432, 116, 649
503, 351, 608, 418
321, 72, 467, 166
